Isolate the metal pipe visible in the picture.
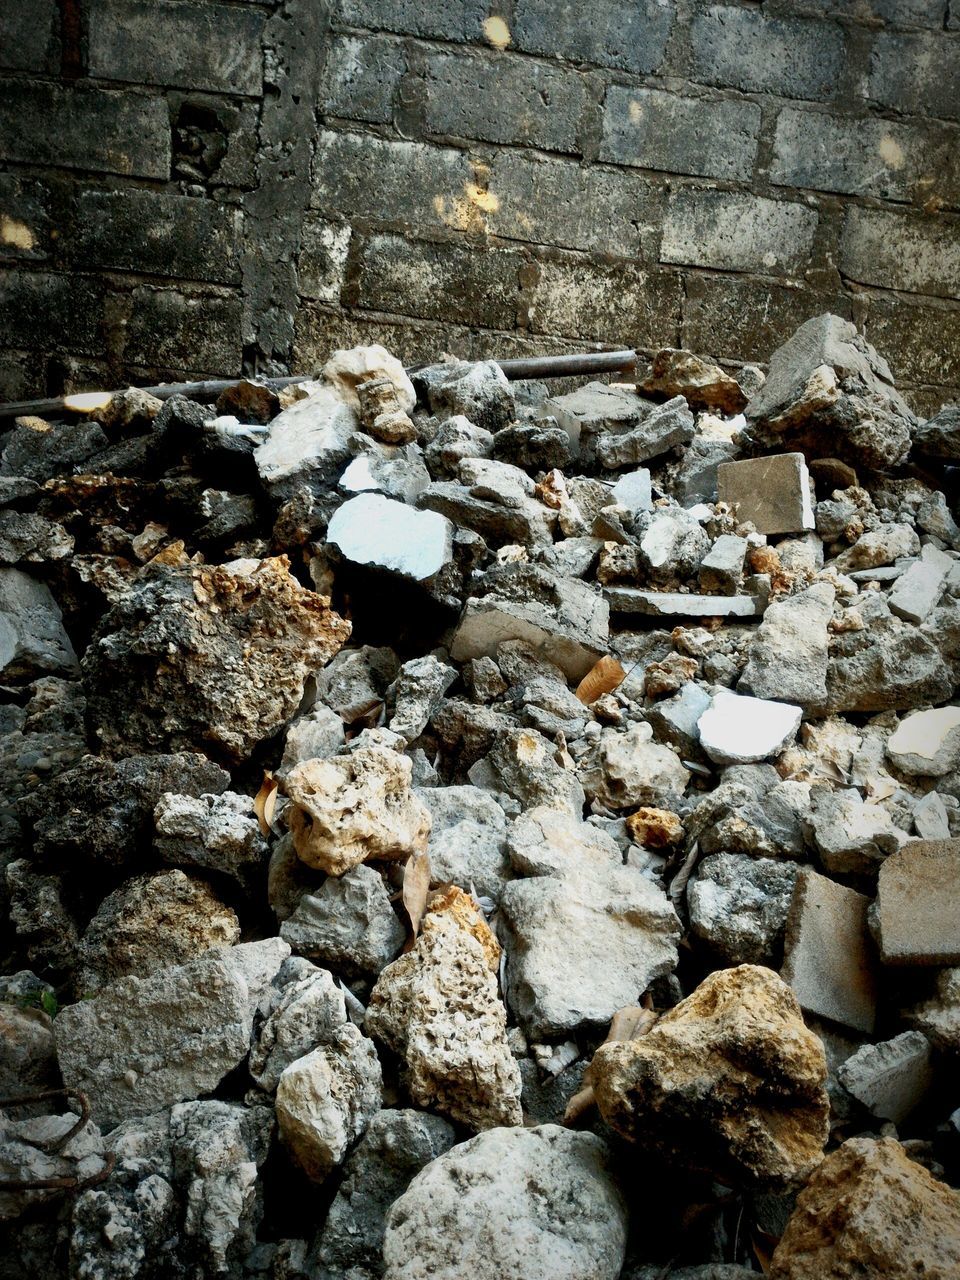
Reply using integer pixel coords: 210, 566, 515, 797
0, 349, 636, 423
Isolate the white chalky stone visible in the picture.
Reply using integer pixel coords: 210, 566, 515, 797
327, 493, 453, 581
697, 688, 802, 765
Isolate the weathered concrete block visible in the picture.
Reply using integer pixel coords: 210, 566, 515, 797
0, 82, 170, 178
606, 588, 764, 619
771, 108, 960, 206
690, 5, 846, 102
0, 175, 51, 262
0, 270, 103, 355
661, 190, 818, 275
338, 0, 489, 42
875, 839, 960, 965
299, 216, 351, 303
87, 0, 266, 96
320, 34, 407, 124
868, 30, 960, 123
699, 534, 747, 594
528, 256, 680, 347
782, 868, 878, 1034
838, 1031, 933, 1124
600, 86, 760, 181
511, 0, 674, 73
0, 0, 58, 72
67, 190, 242, 285
123, 287, 242, 374
840, 207, 960, 301
717, 453, 815, 535
422, 49, 587, 154
888, 544, 952, 624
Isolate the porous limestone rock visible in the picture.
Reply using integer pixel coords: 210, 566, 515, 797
498, 866, 680, 1039
769, 1136, 960, 1279
56, 952, 254, 1129
275, 1022, 382, 1182
284, 745, 431, 875
804, 786, 909, 875
469, 726, 586, 816
416, 358, 515, 433
82, 557, 351, 762
153, 790, 268, 882
597, 395, 695, 468
381, 1125, 628, 1280
688, 853, 800, 966
904, 966, 960, 1052
279, 864, 406, 977
75, 869, 240, 994
739, 583, 834, 707
578, 721, 690, 810
322, 343, 416, 413
821, 612, 952, 714
640, 348, 747, 414
697, 689, 802, 765
366, 886, 522, 1131
592, 965, 829, 1189
688, 763, 805, 858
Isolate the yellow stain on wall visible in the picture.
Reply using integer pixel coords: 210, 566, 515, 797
433, 175, 500, 232
1, 216, 34, 251
483, 16, 511, 49
878, 134, 905, 169
628, 99, 645, 124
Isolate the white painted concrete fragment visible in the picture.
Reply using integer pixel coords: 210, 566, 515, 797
327, 493, 453, 581
697, 688, 802, 764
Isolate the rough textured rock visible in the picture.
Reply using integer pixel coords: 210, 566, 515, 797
688, 853, 800, 966
417, 784, 511, 901
388, 654, 458, 741
284, 745, 431, 875
55, 952, 254, 1129
640, 348, 747, 414
75, 869, 240, 994
578, 721, 690, 810
507, 805, 622, 877
837, 1030, 932, 1124
275, 1021, 383, 1182
366, 886, 522, 1131
82, 557, 351, 761
309, 1108, 457, 1278
0, 566, 78, 681
874, 838, 960, 965
382, 1125, 628, 1280
279, 865, 406, 977
1, 1111, 106, 1222
740, 583, 834, 707
153, 790, 268, 882
697, 689, 802, 765
498, 866, 680, 1038
470, 726, 586, 816
0, 1003, 58, 1097
250, 961, 348, 1092
804, 786, 908, 875
592, 965, 829, 1189
769, 1137, 960, 1279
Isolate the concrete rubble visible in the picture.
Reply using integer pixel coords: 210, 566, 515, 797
3, 321, 960, 1276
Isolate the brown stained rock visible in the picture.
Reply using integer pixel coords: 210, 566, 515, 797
82, 556, 351, 763
639, 348, 748, 415
285, 745, 431, 876
769, 1136, 960, 1279
874, 838, 960, 965
625, 806, 684, 848
591, 965, 829, 1189
365, 886, 521, 1132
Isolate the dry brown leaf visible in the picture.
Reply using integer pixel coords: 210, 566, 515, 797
575, 654, 626, 704
253, 772, 279, 837
401, 849, 432, 945
562, 1003, 658, 1126
752, 1230, 777, 1275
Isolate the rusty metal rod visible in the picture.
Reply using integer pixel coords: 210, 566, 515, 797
0, 349, 637, 422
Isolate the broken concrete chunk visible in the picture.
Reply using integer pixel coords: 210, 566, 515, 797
592, 965, 829, 1189
886, 705, 960, 776
606, 587, 764, 619
284, 745, 431, 876
697, 689, 802, 765
470, 726, 586, 815
740, 582, 834, 708
498, 865, 680, 1039
0, 568, 78, 681
874, 838, 960, 965
507, 805, 621, 878
323, 343, 416, 413
688, 853, 800, 966
805, 786, 908, 875
837, 1031, 932, 1124
639, 347, 748, 414
904, 967, 960, 1053
611, 467, 652, 513
579, 721, 690, 810
280, 864, 406, 978
154, 790, 268, 881
254, 385, 355, 496
388, 654, 457, 741
327, 492, 453, 581
834, 522, 920, 573
640, 509, 710, 580
542, 380, 650, 461
782, 868, 878, 1034
416, 359, 515, 433
417, 785, 511, 902
597, 396, 695, 469
888, 543, 952, 623
717, 453, 815, 535
699, 533, 747, 594
250, 963, 347, 1093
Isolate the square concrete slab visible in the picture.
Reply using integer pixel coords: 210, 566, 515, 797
717, 452, 815, 534
875, 839, 960, 965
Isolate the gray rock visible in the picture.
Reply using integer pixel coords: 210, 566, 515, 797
0, 567, 78, 681
416, 359, 515, 434
639, 509, 710, 580
804, 786, 909, 875
903, 967, 960, 1052
688, 764, 806, 859
418, 478, 555, 548
699, 534, 748, 594
834, 522, 920, 573
339, 441, 431, 505
1, 417, 108, 480
697, 689, 802, 765
328, 492, 454, 581
606, 587, 765, 619
911, 402, 960, 463
673, 433, 740, 504
579, 721, 690, 810
254, 385, 355, 497
888, 543, 953, 623
280, 865, 405, 978
250, 962, 348, 1093
647, 681, 714, 755
914, 789, 951, 840
0, 1003, 58, 1098
499, 865, 680, 1038
837, 1031, 933, 1124
0, 511, 72, 564
5, 858, 79, 972
611, 467, 652, 512
154, 790, 268, 882
388, 654, 457, 741
278, 704, 345, 776
717, 453, 815, 535
309, 1109, 457, 1278
1, 1111, 106, 1222
314, 644, 399, 724
543, 379, 651, 462
56, 952, 255, 1130
739, 582, 835, 708
821, 611, 952, 714
424, 414, 494, 477
597, 395, 695, 470
217, 937, 292, 1023
469, 727, 586, 816
417, 784, 511, 901
519, 674, 589, 738
382, 1125, 627, 1280
688, 852, 800, 966
506, 804, 622, 877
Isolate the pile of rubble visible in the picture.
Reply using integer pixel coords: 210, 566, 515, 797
2, 313, 960, 1278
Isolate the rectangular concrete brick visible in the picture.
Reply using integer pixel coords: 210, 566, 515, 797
599, 86, 760, 182
487, 152, 655, 256
67, 190, 243, 285
782, 867, 878, 1034
320, 34, 406, 125
0, 0, 59, 72
0, 270, 103, 354
876, 839, 960, 964
312, 131, 474, 229
123, 287, 242, 373
859, 295, 960, 388
352, 232, 522, 329
770, 107, 960, 206
335, 0, 491, 42
767, 0, 948, 25
298, 216, 351, 303
88, 0, 265, 96
868, 30, 960, 123
422, 49, 587, 155
0, 83, 170, 179
528, 254, 680, 348
0, 176, 51, 261
511, 0, 673, 74
661, 190, 818, 274
690, 5, 846, 103
840, 207, 960, 300
718, 453, 815, 535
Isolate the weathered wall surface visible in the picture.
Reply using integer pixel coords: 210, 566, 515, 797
1, 0, 959, 414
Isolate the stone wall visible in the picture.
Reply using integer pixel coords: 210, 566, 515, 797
1, 0, 959, 414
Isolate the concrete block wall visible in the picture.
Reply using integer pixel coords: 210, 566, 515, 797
1, 0, 959, 415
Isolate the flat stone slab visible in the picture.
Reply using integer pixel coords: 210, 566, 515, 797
697, 688, 802, 764
327, 493, 453, 581
875, 839, 960, 965
837, 1030, 933, 1124
886, 706, 960, 777
782, 867, 878, 1034
888, 543, 952, 624
717, 452, 815, 535
605, 587, 764, 619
